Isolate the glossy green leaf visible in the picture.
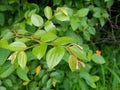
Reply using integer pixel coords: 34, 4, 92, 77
46, 46, 65, 70
44, 6, 52, 19
0, 62, 15, 78
18, 51, 27, 69
76, 8, 89, 17
69, 46, 87, 60
54, 36, 75, 45
44, 21, 56, 33
0, 48, 10, 66
68, 55, 77, 71
31, 14, 44, 27
92, 54, 105, 64
33, 30, 46, 39
9, 41, 27, 51
41, 32, 57, 42
16, 67, 30, 81
32, 43, 47, 60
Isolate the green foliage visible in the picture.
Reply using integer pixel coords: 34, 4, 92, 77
0, 0, 119, 90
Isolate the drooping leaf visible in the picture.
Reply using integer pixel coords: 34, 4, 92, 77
68, 55, 77, 71
92, 54, 105, 64
54, 37, 75, 45
76, 8, 89, 17
44, 6, 52, 19
9, 41, 27, 51
69, 46, 87, 60
0, 48, 11, 66
16, 67, 30, 81
32, 43, 47, 60
41, 32, 57, 42
18, 51, 27, 69
46, 46, 65, 70
44, 21, 56, 33
31, 14, 44, 27
0, 62, 15, 78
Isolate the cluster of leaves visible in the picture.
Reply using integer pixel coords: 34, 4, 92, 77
0, 0, 115, 90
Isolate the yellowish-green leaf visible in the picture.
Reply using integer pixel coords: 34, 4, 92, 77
18, 51, 27, 69
31, 14, 44, 27
54, 36, 75, 45
46, 46, 65, 70
32, 43, 47, 60
9, 41, 27, 51
76, 8, 89, 17
68, 55, 77, 71
44, 6, 52, 19
44, 21, 56, 33
41, 32, 57, 42
33, 30, 46, 39
35, 65, 41, 76
69, 46, 87, 60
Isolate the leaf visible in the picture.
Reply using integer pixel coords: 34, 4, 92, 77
0, 48, 11, 66
55, 7, 69, 21
0, 40, 9, 48
18, 51, 27, 69
33, 30, 46, 39
68, 55, 77, 71
83, 31, 90, 41
44, 21, 56, 33
41, 32, 57, 42
54, 36, 75, 45
0, 86, 6, 90
76, 8, 89, 17
46, 46, 65, 70
44, 6, 52, 19
88, 27, 96, 35
35, 65, 41, 76
0, 62, 15, 78
32, 43, 47, 60
16, 67, 30, 81
80, 68, 96, 88
91, 76, 100, 82
92, 54, 105, 64
9, 41, 27, 51
69, 46, 87, 60
31, 14, 44, 27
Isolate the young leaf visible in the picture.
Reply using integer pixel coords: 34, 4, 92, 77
46, 46, 65, 70
44, 6, 52, 19
54, 36, 75, 45
16, 67, 30, 81
76, 8, 89, 17
44, 21, 56, 33
31, 14, 44, 27
0, 62, 15, 78
41, 32, 57, 42
68, 55, 77, 71
18, 51, 27, 69
32, 43, 47, 60
9, 41, 27, 51
92, 54, 105, 64
69, 46, 87, 60
0, 48, 10, 66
